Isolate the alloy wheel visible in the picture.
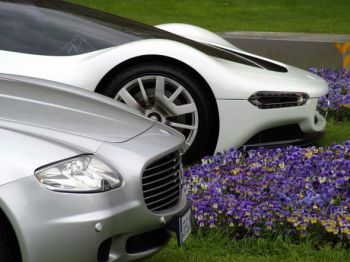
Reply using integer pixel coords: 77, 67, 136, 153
115, 75, 199, 151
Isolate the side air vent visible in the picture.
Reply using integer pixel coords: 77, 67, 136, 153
249, 91, 309, 109
142, 151, 182, 212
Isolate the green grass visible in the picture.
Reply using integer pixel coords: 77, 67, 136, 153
318, 119, 350, 146
146, 232, 350, 262
68, 0, 350, 33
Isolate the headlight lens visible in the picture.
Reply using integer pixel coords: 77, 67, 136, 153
35, 155, 122, 193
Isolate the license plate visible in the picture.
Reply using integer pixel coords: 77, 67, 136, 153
178, 208, 192, 244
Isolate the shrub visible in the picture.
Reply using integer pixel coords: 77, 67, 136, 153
309, 68, 350, 120
185, 142, 350, 243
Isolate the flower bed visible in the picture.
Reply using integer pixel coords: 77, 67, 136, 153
309, 68, 350, 120
185, 142, 350, 241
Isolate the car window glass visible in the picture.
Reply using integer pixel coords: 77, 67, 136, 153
0, 1, 140, 55
0, 0, 276, 70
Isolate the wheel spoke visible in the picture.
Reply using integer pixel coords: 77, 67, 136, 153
183, 142, 191, 151
167, 121, 197, 130
172, 103, 197, 116
138, 78, 149, 105
155, 76, 166, 97
154, 76, 174, 115
117, 88, 143, 112
169, 85, 184, 102
154, 76, 196, 117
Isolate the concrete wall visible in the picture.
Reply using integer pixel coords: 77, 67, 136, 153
220, 32, 350, 69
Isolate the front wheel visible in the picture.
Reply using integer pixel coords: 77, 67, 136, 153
101, 63, 218, 163
0, 211, 22, 262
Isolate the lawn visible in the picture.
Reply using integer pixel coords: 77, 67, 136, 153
147, 233, 350, 262
319, 120, 350, 146
67, 0, 350, 33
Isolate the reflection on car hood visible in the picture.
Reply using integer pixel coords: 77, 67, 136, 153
0, 75, 155, 143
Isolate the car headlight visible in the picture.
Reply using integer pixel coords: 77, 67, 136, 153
35, 155, 122, 193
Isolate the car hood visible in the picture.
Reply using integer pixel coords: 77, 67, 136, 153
0, 74, 155, 143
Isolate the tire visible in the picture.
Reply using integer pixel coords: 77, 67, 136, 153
0, 211, 21, 262
101, 62, 217, 163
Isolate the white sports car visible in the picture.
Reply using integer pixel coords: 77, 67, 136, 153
0, 0, 328, 162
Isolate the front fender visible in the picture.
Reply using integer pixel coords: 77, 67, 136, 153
0, 127, 83, 186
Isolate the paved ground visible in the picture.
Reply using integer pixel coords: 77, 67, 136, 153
220, 32, 350, 69
221, 32, 350, 42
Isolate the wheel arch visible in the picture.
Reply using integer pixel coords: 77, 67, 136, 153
95, 55, 220, 157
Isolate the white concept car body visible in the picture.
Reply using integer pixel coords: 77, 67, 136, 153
0, 0, 328, 162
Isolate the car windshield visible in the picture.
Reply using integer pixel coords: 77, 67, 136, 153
0, 0, 152, 55
0, 0, 286, 72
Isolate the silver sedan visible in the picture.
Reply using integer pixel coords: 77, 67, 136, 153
0, 74, 191, 261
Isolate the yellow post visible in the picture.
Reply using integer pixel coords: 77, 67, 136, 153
335, 40, 350, 70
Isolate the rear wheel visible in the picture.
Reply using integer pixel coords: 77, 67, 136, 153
101, 63, 217, 163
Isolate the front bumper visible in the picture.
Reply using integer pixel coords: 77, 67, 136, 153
215, 98, 326, 152
242, 124, 324, 149
0, 123, 188, 262
0, 176, 188, 262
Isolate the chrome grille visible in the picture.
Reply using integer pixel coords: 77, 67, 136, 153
142, 151, 182, 212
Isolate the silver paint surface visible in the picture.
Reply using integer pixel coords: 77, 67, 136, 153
0, 75, 187, 261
